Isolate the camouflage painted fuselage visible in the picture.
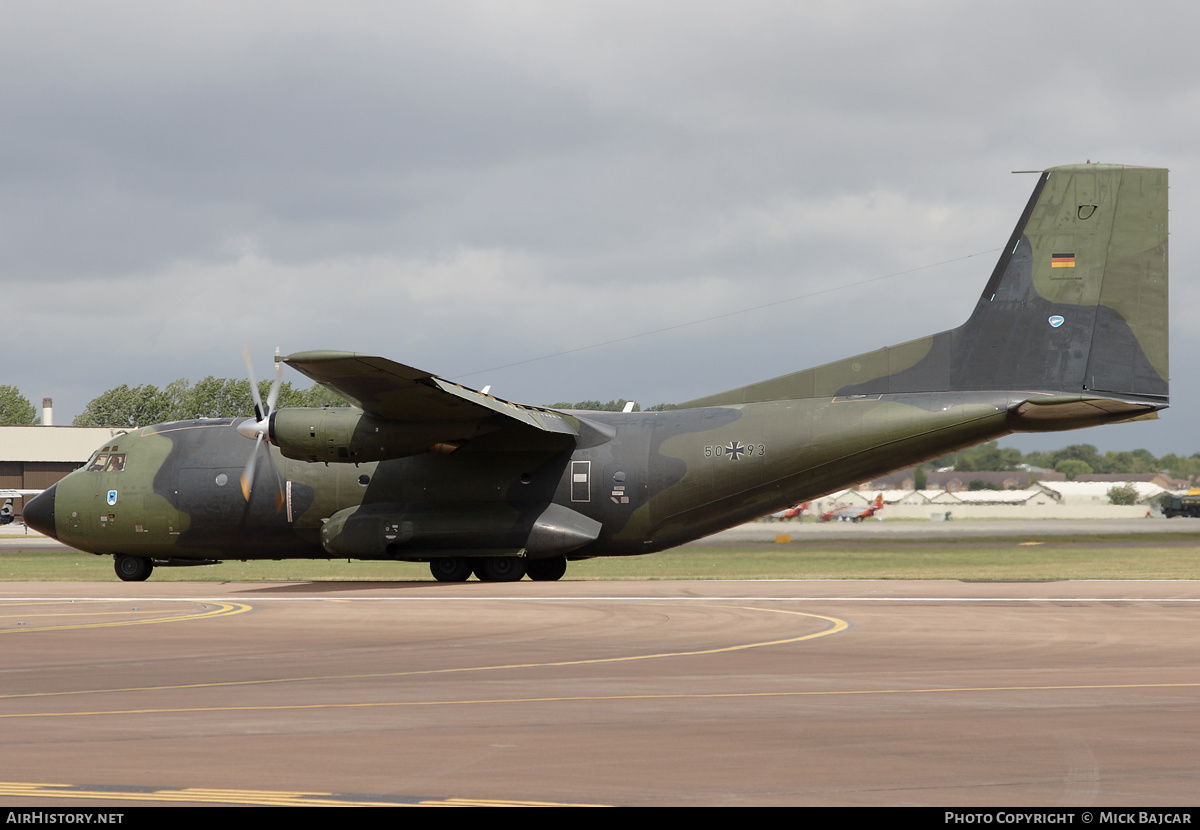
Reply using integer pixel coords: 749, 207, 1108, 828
26, 163, 1169, 575
43, 388, 1143, 563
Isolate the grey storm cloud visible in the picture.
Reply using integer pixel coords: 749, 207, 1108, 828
4, 1, 1198, 453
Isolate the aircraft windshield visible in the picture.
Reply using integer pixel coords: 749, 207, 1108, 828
86, 446, 125, 473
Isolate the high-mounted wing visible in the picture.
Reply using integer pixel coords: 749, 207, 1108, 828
270, 351, 578, 461
284, 350, 576, 434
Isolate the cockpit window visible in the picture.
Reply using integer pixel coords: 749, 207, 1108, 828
87, 451, 127, 473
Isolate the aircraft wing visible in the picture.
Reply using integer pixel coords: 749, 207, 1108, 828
282, 351, 578, 437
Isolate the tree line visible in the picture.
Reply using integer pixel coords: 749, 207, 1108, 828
71, 378, 348, 427
0, 385, 38, 425
545, 399, 674, 413
929, 441, 1200, 482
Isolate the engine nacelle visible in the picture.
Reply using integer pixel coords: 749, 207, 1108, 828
267, 407, 482, 463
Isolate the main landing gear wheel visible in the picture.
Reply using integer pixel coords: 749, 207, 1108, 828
526, 556, 567, 581
429, 557, 472, 583
114, 554, 153, 582
473, 556, 526, 582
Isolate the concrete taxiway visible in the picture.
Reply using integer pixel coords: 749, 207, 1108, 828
2, 577, 1199, 806
699, 516, 1197, 542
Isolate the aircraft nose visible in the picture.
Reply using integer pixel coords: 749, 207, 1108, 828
23, 484, 57, 540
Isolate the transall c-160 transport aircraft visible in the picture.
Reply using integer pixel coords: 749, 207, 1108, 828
24, 163, 1169, 582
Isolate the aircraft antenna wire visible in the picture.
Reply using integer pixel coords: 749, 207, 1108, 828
451, 247, 1001, 380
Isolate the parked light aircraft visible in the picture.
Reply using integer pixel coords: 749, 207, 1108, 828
24, 164, 1169, 581
821, 494, 885, 523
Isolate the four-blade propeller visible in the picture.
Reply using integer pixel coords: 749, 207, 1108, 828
237, 347, 283, 507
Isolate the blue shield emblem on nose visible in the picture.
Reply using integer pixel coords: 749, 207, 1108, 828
107, 490, 117, 505
1048, 315, 1064, 328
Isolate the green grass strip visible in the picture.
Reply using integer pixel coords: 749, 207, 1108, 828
4, 532, 1200, 582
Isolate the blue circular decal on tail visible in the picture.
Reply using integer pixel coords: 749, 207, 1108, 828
1048, 315, 1064, 328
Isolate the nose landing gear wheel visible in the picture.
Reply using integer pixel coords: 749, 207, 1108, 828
114, 555, 153, 582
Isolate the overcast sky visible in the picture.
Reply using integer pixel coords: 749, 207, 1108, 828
5, 1, 1197, 455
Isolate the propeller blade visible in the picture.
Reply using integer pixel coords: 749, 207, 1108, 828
239, 349, 285, 510
240, 433, 262, 502
265, 358, 282, 414
244, 346, 265, 421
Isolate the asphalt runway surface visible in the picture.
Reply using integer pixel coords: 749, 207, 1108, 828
3, 568, 1200, 806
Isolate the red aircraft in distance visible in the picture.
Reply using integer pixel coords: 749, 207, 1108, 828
770, 502, 808, 521
820, 494, 884, 523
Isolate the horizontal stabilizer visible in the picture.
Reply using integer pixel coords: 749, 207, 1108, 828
1008, 394, 1161, 432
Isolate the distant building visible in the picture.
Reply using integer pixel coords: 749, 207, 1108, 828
0, 425, 125, 517
854, 467, 1062, 492
1036, 480, 1167, 505
1070, 472, 1186, 489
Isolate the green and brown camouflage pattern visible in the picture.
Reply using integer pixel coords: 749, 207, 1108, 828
24, 163, 1169, 581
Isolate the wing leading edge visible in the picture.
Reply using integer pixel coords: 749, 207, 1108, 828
281, 351, 577, 455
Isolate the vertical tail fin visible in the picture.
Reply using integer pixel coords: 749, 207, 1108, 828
681, 163, 1168, 409
948, 163, 1168, 399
